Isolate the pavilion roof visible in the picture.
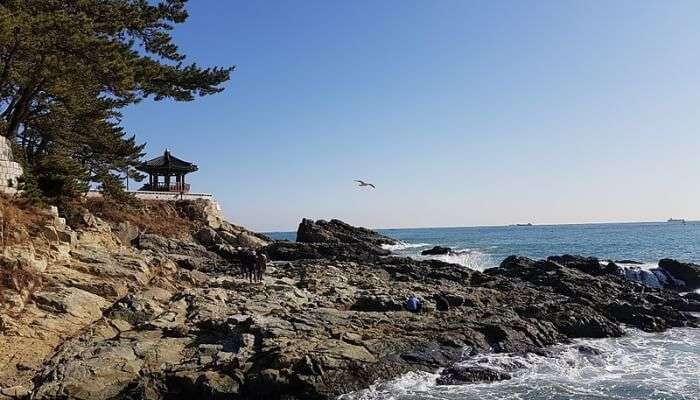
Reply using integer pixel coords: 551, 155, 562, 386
136, 149, 198, 174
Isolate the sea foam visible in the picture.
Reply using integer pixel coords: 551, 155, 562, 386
340, 328, 700, 400
382, 242, 496, 271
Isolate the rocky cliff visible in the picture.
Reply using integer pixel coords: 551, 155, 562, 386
0, 203, 698, 400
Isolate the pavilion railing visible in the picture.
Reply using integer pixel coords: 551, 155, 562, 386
142, 183, 191, 192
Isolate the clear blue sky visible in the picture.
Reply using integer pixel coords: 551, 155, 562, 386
123, 0, 700, 232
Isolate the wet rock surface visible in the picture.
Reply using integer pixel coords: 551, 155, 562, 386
436, 365, 511, 385
659, 258, 700, 290
1, 209, 699, 399
421, 246, 452, 256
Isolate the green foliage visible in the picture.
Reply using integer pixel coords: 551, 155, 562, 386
0, 0, 233, 200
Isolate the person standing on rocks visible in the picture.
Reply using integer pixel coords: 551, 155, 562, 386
238, 249, 257, 283
248, 250, 258, 283
255, 252, 268, 282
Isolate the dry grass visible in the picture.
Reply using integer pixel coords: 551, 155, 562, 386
81, 197, 197, 239
0, 195, 47, 309
0, 195, 48, 247
0, 262, 42, 310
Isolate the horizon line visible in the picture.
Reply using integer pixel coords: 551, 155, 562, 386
261, 218, 694, 234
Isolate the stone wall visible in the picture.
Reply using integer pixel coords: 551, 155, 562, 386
0, 136, 23, 194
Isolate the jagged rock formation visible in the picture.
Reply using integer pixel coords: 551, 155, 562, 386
0, 207, 698, 400
296, 218, 396, 247
659, 258, 700, 290
267, 218, 396, 261
421, 246, 451, 256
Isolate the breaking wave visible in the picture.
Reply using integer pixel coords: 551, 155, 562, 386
381, 241, 496, 271
382, 242, 432, 252
614, 261, 687, 289
339, 328, 700, 400
416, 249, 496, 272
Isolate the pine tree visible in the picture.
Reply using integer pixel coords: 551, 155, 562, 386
0, 0, 233, 200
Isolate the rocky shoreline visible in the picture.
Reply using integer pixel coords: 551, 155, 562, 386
1, 203, 699, 399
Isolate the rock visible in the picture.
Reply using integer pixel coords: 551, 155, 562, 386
33, 287, 110, 320
547, 255, 609, 276
198, 371, 240, 398
0, 385, 30, 398
56, 228, 77, 246
296, 218, 397, 246
575, 345, 602, 356
167, 371, 239, 399
79, 211, 99, 230
548, 304, 624, 338
351, 293, 403, 312
683, 292, 700, 302
4, 207, 700, 400
235, 231, 268, 248
113, 221, 139, 246
436, 366, 511, 385
173, 200, 271, 247
400, 343, 464, 366
195, 226, 223, 247
621, 266, 683, 289
421, 246, 451, 256
659, 259, 700, 289
175, 199, 225, 229
217, 230, 239, 246
40, 224, 60, 243
265, 241, 389, 262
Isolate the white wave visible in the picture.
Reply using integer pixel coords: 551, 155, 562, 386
337, 370, 439, 400
620, 264, 686, 288
612, 260, 658, 270
381, 241, 497, 271
340, 328, 700, 400
381, 242, 432, 251
419, 249, 497, 272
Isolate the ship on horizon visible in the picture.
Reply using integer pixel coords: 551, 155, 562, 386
667, 218, 686, 224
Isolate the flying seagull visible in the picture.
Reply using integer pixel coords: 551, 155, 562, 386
354, 180, 376, 189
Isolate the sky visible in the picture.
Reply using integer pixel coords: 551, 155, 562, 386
123, 0, 700, 232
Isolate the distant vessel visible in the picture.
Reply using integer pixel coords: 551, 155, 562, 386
667, 218, 686, 224
514, 223, 533, 227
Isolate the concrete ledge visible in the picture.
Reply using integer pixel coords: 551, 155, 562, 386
86, 189, 215, 202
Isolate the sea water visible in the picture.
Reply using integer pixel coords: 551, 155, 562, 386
269, 222, 700, 271
267, 222, 700, 399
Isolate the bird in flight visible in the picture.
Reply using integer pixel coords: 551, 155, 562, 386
354, 180, 376, 189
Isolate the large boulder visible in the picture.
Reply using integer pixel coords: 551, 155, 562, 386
547, 255, 615, 276
174, 199, 225, 229
195, 226, 223, 247
291, 219, 396, 261
350, 293, 403, 312
296, 218, 397, 247
421, 246, 451, 256
436, 366, 511, 385
659, 259, 700, 289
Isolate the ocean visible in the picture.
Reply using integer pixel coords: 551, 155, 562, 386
266, 222, 700, 400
